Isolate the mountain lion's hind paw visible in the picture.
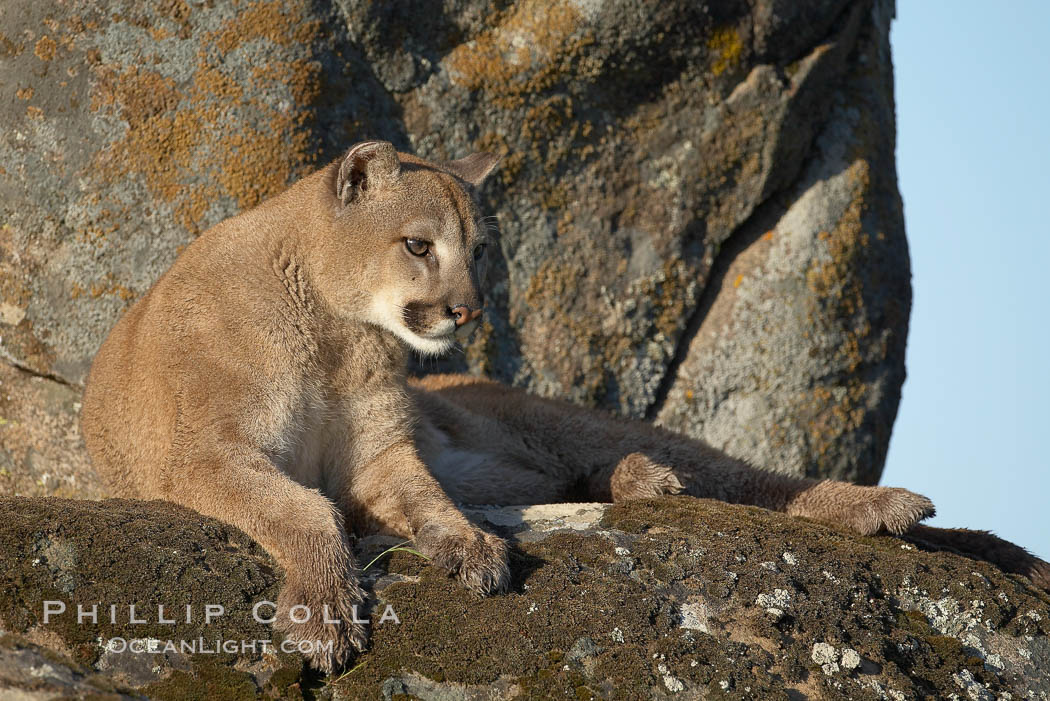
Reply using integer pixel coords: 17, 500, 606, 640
858, 486, 936, 536
609, 453, 685, 502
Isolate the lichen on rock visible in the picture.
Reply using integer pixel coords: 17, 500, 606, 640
2, 497, 1047, 699
0, 1, 997, 696
3, 0, 909, 485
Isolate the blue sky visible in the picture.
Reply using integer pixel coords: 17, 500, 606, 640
882, 1, 1050, 560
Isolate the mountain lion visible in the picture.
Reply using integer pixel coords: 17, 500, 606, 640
81, 141, 1047, 672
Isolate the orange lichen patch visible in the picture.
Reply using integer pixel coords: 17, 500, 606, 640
521, 95, 573, 139
762, 230, 774, 241
707, 26, 743, 77
0, 33, 22, 58
648, 258, 697, 340
446, 0, 593, 109
69, 199, 122, 247
90, 64, 196, 207
88, 1, 328, 234
154, 0, 193, 26
65, 15, 87, 34
25, 106, 44, 120
476, 92, 595, 202
69, 277, 134, 302
88, 276, 136, 301
208, 0, 321, 55
733, 274, 744, 288
218, 123, 308, 210
34, 35, 58, 61
194, 64, 244, 101
804, 379, 868, 469
16, 87, 34, 100
520, 94, 577, 170
523, 258, 586, 318
269, 57, 322, 106
91, 64, 180, 124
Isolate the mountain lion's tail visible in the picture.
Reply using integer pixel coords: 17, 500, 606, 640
903, 525, 1050, 592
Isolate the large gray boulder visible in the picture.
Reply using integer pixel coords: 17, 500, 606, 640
2, 497, 1048, 699
1, 0, 908, 486
655, 0, 908, 483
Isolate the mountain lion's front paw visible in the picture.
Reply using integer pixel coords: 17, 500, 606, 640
416, 522, 510, 595
274, 573, 368, 674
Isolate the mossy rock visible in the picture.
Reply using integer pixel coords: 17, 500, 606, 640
0, 497, 306, 698
2, 496, 1048, 699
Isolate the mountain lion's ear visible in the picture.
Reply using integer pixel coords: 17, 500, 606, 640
445, 152, 501, 187
336, 141, 401, 205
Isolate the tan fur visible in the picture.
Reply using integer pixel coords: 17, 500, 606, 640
82, 141, 1035, 673
82, 142, 507, 672
409, 374, 935, 535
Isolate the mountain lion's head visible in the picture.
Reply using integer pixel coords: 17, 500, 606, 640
316, 140, 499, 356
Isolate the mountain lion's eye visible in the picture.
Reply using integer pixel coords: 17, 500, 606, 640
405, 239, 430, 257
473, 243, 486, 261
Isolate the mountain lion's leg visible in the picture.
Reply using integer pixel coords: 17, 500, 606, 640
333, 439, 509, 595
595, 439, 935, 536
414, 375, 934, 536
165, 444, 366, 674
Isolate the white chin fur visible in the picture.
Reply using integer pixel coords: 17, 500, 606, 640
394, 327, 455, 357
368, 297, 456, 357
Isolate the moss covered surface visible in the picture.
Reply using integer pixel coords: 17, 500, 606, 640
0, 497, 306, 698
337, 497, 1050, 699
2, 496, 1047, 698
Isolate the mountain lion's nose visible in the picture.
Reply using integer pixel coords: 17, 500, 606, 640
450, 305, 482, 327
